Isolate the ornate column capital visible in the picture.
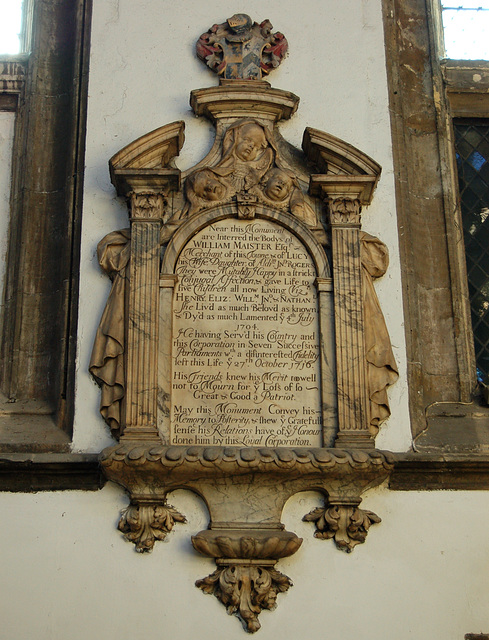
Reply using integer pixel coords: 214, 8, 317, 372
327, 197, 362, 227
128, 191, 167, 222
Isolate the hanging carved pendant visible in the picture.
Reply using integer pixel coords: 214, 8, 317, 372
196, 563, 292, 633
118, 500, 186, 552
303, 503, 382, 553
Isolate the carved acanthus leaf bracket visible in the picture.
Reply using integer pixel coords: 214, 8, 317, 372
191, 520, 302, 630
196, 562, 292, 634
118, 500, 187, 552
303, 502, 381, 553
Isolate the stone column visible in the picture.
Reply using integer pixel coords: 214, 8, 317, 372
122, 191, 165, 440
158, 274, 178, 442
327, 196, 373, 448
315, 277, 338, 447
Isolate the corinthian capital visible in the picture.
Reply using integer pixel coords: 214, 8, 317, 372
328, 197, 362, 226
129, 191, 167, 221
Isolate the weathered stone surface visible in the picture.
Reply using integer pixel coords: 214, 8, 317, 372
381, 0, 476, 439
95, 18, 399, 630
171, 218, 322, 448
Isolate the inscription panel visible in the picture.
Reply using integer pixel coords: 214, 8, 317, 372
171, 219, 321, 447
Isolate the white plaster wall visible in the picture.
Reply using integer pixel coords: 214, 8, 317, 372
74, 0, 411, 452
0, 113, 14, 330
3, 7, 489, 640
0, 485, 489, 640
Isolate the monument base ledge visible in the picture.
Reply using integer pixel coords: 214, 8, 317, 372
101, 442, 394, 552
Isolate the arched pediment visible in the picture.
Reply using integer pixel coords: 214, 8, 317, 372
302, 127, 381, 177
109, 121, 185, 196
109, 121, 185, 170
303, 128, 381, 205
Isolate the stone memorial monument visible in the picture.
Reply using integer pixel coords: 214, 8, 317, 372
93, 14, 398, 632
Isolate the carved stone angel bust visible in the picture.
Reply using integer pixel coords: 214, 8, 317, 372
213, 119, 275, 192
184, 168, 233, 216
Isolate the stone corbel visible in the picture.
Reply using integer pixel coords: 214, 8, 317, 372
303, 497, 381, 553
101, 443, 394, 632
118, 496, 186, 553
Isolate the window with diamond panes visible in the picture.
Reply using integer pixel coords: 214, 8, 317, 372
455, 119, 489, 381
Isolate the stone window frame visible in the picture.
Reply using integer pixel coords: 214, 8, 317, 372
0, 0, 92, 452
381, 0, 489, 463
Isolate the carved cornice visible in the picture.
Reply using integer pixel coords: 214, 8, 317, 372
111, 169, 181, 198
5, 453, 489, 493
190, 83, 300, 124
309, 175, 378, 206
101, 443, 395, 474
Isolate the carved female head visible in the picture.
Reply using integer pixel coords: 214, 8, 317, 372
234, 123, 268, 162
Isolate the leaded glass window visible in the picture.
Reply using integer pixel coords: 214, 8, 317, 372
455, 119, 489, 380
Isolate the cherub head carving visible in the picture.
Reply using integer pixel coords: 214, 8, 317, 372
216, 120, 275, 192
256, 166, 318, 226
184, 168, 231, 216
262, 168, 294, 202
